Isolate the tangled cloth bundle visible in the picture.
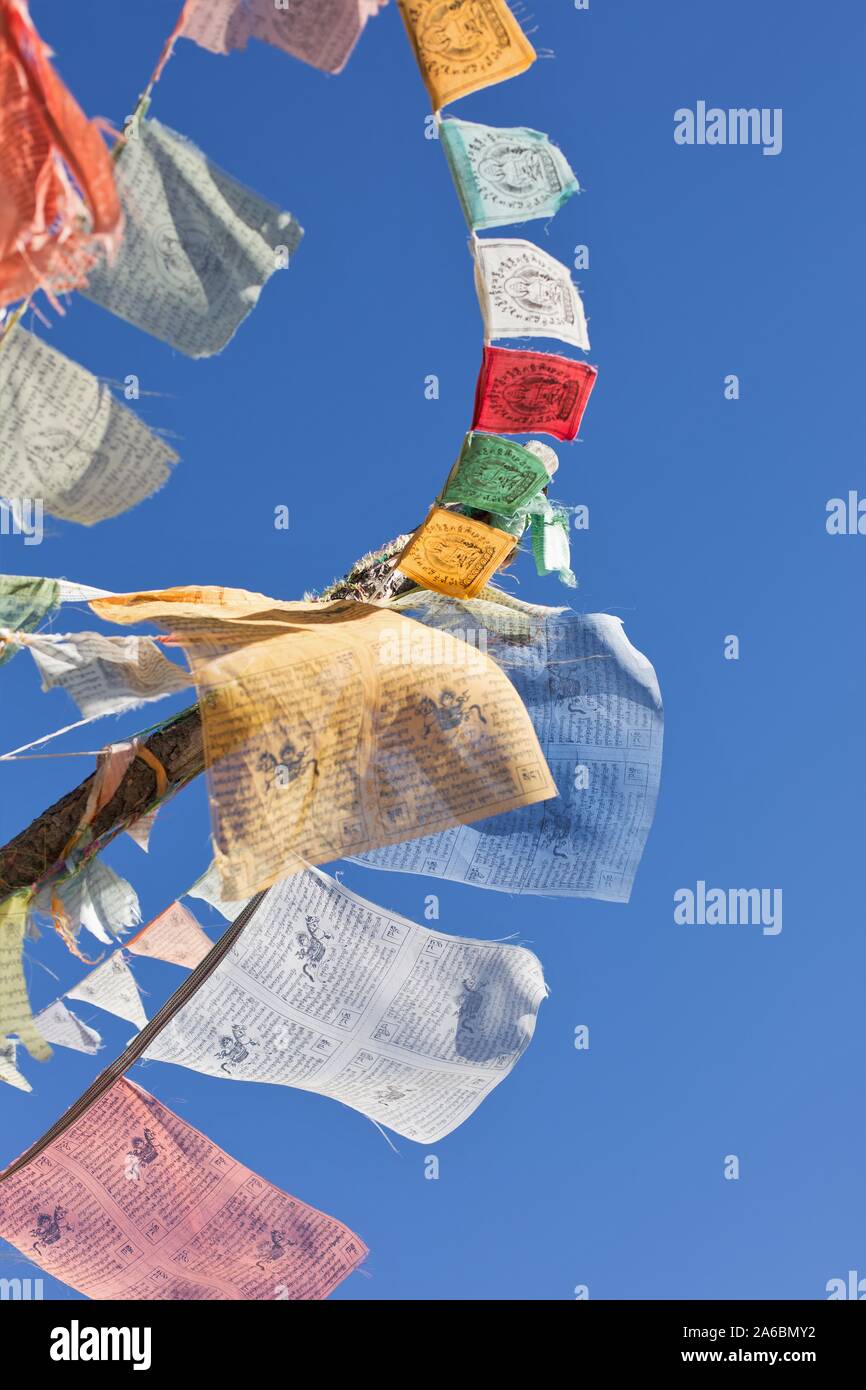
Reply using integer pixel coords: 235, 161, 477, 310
0, 0, 121, 309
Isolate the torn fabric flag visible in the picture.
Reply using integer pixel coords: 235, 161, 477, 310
441, 117, 579, 230
473, 238, 590, 351
34, 859, 141, 950
84, 119, 303, 358
26, 631, 191, 719
397, 0, 535, 110
472, 346, 597, 441
0, 0, 121, 308
531, 502, 575, 587
0, 330, 177, 524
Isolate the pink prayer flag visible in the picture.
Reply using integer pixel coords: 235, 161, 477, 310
0, 1078, 367, 1300
127, 902, 213, 970
178, 0, 386, 74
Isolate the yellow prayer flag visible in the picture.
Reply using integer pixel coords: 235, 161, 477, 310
397, 0, 536, 111
0, 893, 51, 1061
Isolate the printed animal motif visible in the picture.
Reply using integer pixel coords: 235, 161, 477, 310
256, 1228, 294, 1269
455, 978, 486, 1036
418, 688, 488, 736
294, 915, 333, 982
31, 1206, 72, 1254
216, 1023, 259, 1074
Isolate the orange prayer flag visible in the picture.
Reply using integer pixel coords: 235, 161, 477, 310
397, 0, 535, 111
0, 0, 121, 309
397, 507, 516, 598
127, 902, 213, 970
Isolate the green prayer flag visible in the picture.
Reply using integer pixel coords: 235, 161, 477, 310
0, 574, 59, 666
441, 433, 551, 516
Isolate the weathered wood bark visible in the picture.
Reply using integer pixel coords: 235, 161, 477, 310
0, 537, 418, 898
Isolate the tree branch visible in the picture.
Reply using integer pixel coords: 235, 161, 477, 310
0, 707, 203, 898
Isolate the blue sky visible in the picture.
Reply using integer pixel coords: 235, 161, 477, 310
1, 0, 864, 1300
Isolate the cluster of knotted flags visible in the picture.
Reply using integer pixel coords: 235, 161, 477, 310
0, 2, 662, 1301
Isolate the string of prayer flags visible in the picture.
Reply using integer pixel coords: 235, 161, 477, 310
177, 0, 387, 75
32, 1000, 101, 1056
441, 117, 579, 231
397, 0, 535, 110
127, 902, 212, 970
83, 119, 303, 359
144, 867, 546, 1143
473, 238, 590, 351
473, 346, 598, 441
56, 579, 116, 603
397, 507, 516, 597
441, 432, 552, 515
0, 330, 177, 524
0, 575, 58, 667
66, 953, 148, 1030
25, 631, 192, 720
357, 591, 664, 901
90, 586, 556, 899
34, 859, 142, 950
0, 1037, 30, 1091
0, 0, 121, 309
0, 892, 51, 1060
0, 1078, 367, 1300
1, 575, 118, 630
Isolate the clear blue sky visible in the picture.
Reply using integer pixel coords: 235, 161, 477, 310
2, 0, 864, 1300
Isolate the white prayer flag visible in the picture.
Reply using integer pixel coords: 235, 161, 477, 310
0, 1037, 31, 1092
27, 631, 191, 719
186, 861, 248, 923
84, 119, 303, 358
33, 999, 102, 1055
145, 868, 547, 1143
126, 807, 160, 852
67, 954, 147, 1030
34, 860, 141, 948
473, 238, 590, 350
0, 330, 177, 525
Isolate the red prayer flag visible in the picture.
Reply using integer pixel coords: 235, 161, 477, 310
472, 345, 598, 443
0, 0, 121, 309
